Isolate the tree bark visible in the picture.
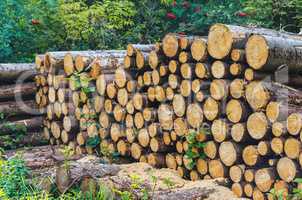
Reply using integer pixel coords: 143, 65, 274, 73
0, 131, 47, 149
245, 81, 302, 111
0, 100, 40, 116
127, 44, 156, 57
0, 82, 36, 101
246, 34, 302, 72
0, 116, 43, 135
208, 23, 302, 59
0, 63, 36, 83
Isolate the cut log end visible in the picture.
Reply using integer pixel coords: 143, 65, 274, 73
211, 119, 229, 143
243, 145, 259, 166
246, 35, 269, 70
191, 39, 207, 62
287, 113, 302, 136
219, 141, 239, 166
277, 157, 297, 183
247, 112, 268, 140
208, 24, 233, 59
203, 97, 219, 121
163, 34, 178, 58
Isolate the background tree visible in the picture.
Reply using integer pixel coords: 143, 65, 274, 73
0, 0, 301, 63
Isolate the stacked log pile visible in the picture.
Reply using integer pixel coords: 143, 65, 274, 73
0, 63, 46, 149
38, 23, 302, 199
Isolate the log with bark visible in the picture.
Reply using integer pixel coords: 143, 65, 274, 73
0, 82, 36, 101
0, 131, 47, 149
0, 63, 36, 83
0, 100, 41, 117
207, 23, 302, 59
0, 116, 43, 135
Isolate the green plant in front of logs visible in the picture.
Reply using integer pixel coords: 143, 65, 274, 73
59, 146, 74, 171
0, 122, 27, 149
0, 153, 42, 199
68, 72, 95, 96
269, 188, 286, 200
292, 178, 302, 199
86, 136, 101, 149
184, 123, 210, 170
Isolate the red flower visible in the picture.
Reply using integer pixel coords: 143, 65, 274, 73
182, 1, 190, 9
178, 32, 186, 35
194, 6, 201, 13
31, 19, 40, 25
237, 12, 247, 17
166, 12, 177, 20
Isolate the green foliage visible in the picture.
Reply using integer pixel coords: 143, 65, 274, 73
184, 125, 210, 170
244, 0, 302, 33
165, 0, 248, 34
86, 136, 101, 148
162, 177, 175, 189
68, 72, 95, 94
269, 188, 286, 200
293, 178, 302, 199
0, 121, 28, 149
0, 0, 62, 62
0, 154, 31, 198
1, 0, 302, 62
0, 154, 116, 200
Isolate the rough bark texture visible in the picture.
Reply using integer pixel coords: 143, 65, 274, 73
0, 82, 36, 101
246, 35, 302, 72
208, 23, 302, 59
0, 116, 43, 135
0, 63, 36, 83
0, 100, 41, 116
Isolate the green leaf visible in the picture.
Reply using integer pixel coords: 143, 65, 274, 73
86, 136, 100, 148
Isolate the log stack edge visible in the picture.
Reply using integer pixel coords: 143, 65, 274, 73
35, 23, 302, 199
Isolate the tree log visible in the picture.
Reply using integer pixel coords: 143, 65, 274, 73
0, 82, 36, 101
229, 63, 245, 77
210, 79, 229, 101
231, 49, 245, 62
272, 121, 287, 137
245, 81, 302, 111
211, 119, 230, 143
127, 44, 155, 57
186, 103, 203, 129
0, 116, 43, 135
286, 113, 302, 135
271, 137, 285, 155
0, 63, 36, 83
219, 141, 241, 166
208, 23, 302, 59
226, 99, 249, 123
0, 131, 47, 149
158, 104, 174, 131
231, 123, 251, 143
204, 141, 218, 159
203, 97, 220, 121
190, 38, 208, 62
0, 100, 40, 116
246, 34, 302, 72
284, 137, 301, 159
211, 61, 230, 79
229, 165, 245, 183
147, 153, 166, 168
247, 112, 268, 140
208, 159, 227, 178
242, 145, 263, 166
96, 74, 115, 96
277, 157, 298, 182
254, 168, 275, 192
